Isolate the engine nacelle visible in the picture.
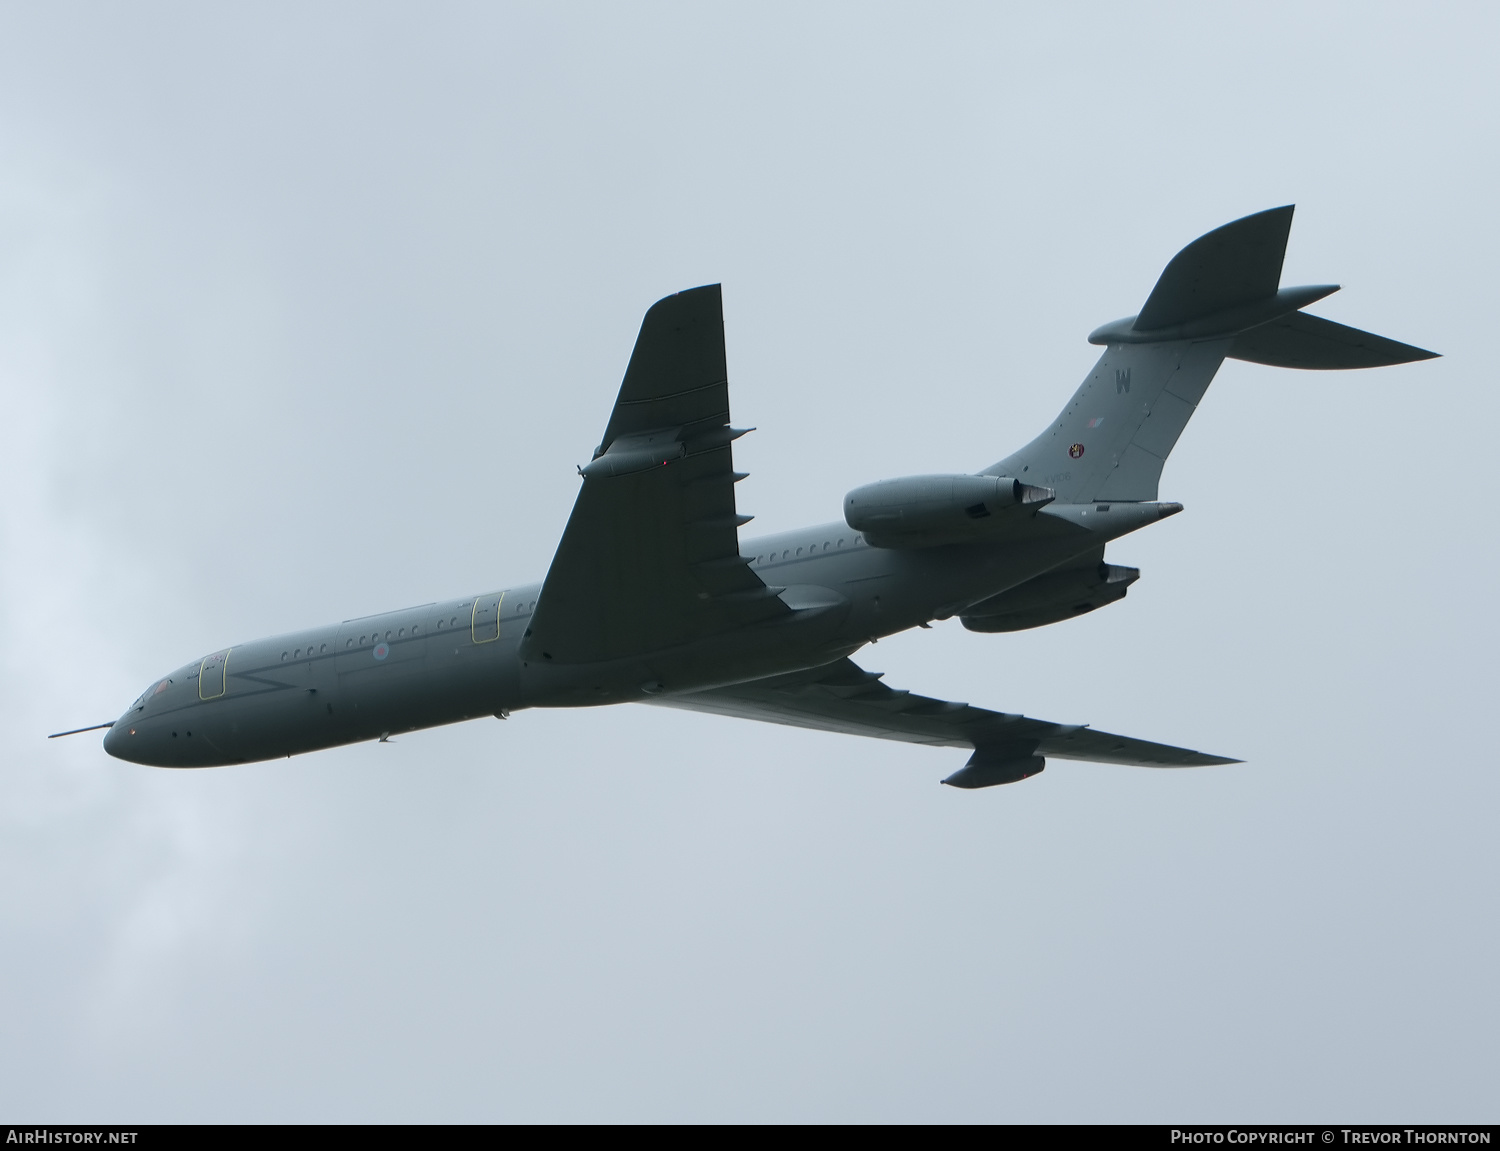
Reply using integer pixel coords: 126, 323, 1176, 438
843, 474, 1053, 548
960, 562, 1139, 633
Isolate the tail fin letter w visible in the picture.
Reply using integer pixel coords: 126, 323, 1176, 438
1115, 368, 1131, 394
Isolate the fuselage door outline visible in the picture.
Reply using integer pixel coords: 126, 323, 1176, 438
472, 593, 503, 644
199, 649, 231, 700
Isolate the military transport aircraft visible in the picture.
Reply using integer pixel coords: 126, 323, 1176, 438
58, 206, 1436, 788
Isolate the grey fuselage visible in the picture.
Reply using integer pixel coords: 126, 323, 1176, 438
104, 505, 1144, 767
101, 208, 1436, 772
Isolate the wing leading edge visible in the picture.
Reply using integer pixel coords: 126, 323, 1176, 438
648, 658, 1238, 789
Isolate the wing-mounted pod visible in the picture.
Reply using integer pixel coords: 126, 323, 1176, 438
942, 750, 1046, 789
843, 474, 1053, 549
578, 424, 752, 478
579, 427, 686, 477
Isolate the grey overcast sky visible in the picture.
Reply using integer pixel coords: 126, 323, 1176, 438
2, 1, 1495, 1123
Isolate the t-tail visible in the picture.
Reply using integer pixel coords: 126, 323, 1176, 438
985, 205, 1438, 504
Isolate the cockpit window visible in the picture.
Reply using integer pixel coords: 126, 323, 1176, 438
133, 679, 170, 711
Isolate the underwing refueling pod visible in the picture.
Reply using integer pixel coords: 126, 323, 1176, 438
91, 206, 1436, 790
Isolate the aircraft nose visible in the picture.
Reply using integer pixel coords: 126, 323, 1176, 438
102, 719, 141, 763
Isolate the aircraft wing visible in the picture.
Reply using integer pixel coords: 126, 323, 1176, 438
648, 658, 1238, 788
523, 285, 789, 665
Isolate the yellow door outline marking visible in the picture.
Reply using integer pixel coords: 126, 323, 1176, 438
471, 592, 503, 644
199, 648, 231, 700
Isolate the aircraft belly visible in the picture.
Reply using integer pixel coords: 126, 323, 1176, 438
745, 518, 1118, 643
825, 533, 1110, 639
203, 687, 335, 764
518, 597, 860, 706
401, 628, 523, 722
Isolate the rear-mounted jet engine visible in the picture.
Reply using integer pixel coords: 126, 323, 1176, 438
843, 474, 1054, 548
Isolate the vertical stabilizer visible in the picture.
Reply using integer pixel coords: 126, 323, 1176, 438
1135, 206, 1293, 330
985, 206, 1436, 503
984, 339, 1228, 503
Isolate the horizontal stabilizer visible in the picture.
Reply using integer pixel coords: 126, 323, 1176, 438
1228, 311, 1439, 370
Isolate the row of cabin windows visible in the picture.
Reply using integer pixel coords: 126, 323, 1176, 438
279, 600, 538, 661
285, 643, 330, 660
284, 624, 420, 661
755, 536, 861, 564
278, 557, 833, 660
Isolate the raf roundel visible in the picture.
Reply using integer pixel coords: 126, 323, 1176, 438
373, 642, 390, 661
1069, 443, 1085, 459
